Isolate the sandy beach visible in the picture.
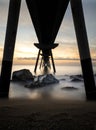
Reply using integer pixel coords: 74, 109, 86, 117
0, 98, 96, 130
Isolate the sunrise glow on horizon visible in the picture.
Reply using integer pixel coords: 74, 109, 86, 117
0, 0, 96, 64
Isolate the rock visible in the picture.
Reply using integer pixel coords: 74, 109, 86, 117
71, 77, 83, 82
25, 74, 59, 88
25, 81, 41, 88
12, 69, 34, 81
41, 74, 59, 85
61, 86, 78, 90
70, 75, 83, 82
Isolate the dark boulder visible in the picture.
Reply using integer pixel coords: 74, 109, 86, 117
25, 74, 59, 88
41, 74, 59, 85
12, 69, 34, 81
71, 77, 83, 82
61, 86, 78, 90
70, 75, 83, 82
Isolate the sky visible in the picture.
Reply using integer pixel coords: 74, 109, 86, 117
0, 0, 96, 64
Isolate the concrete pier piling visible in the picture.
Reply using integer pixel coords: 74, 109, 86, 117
0, 0, 21, 98
71, 0, 96, 100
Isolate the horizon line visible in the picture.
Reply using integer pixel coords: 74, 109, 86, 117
16, 57, 96, 61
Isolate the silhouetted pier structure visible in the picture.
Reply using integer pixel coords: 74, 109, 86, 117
34, 44, 58, 73
0, 0, 96, 99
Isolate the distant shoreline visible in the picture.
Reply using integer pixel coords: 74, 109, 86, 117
0, 59, 96, 66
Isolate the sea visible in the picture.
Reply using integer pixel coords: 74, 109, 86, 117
0, 60, 96, 101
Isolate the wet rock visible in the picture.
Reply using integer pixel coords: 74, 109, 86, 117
25, 74, 59, 88
61, 86, 78, 90
71, 77, 83, 82
70, 75, 83, 82
41, 74, 59, 85
12, 69, 34, 81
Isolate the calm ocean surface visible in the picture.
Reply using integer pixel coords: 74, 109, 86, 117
0, 63, 96, 100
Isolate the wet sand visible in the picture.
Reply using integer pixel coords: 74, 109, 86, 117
0, 98, 96, 130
